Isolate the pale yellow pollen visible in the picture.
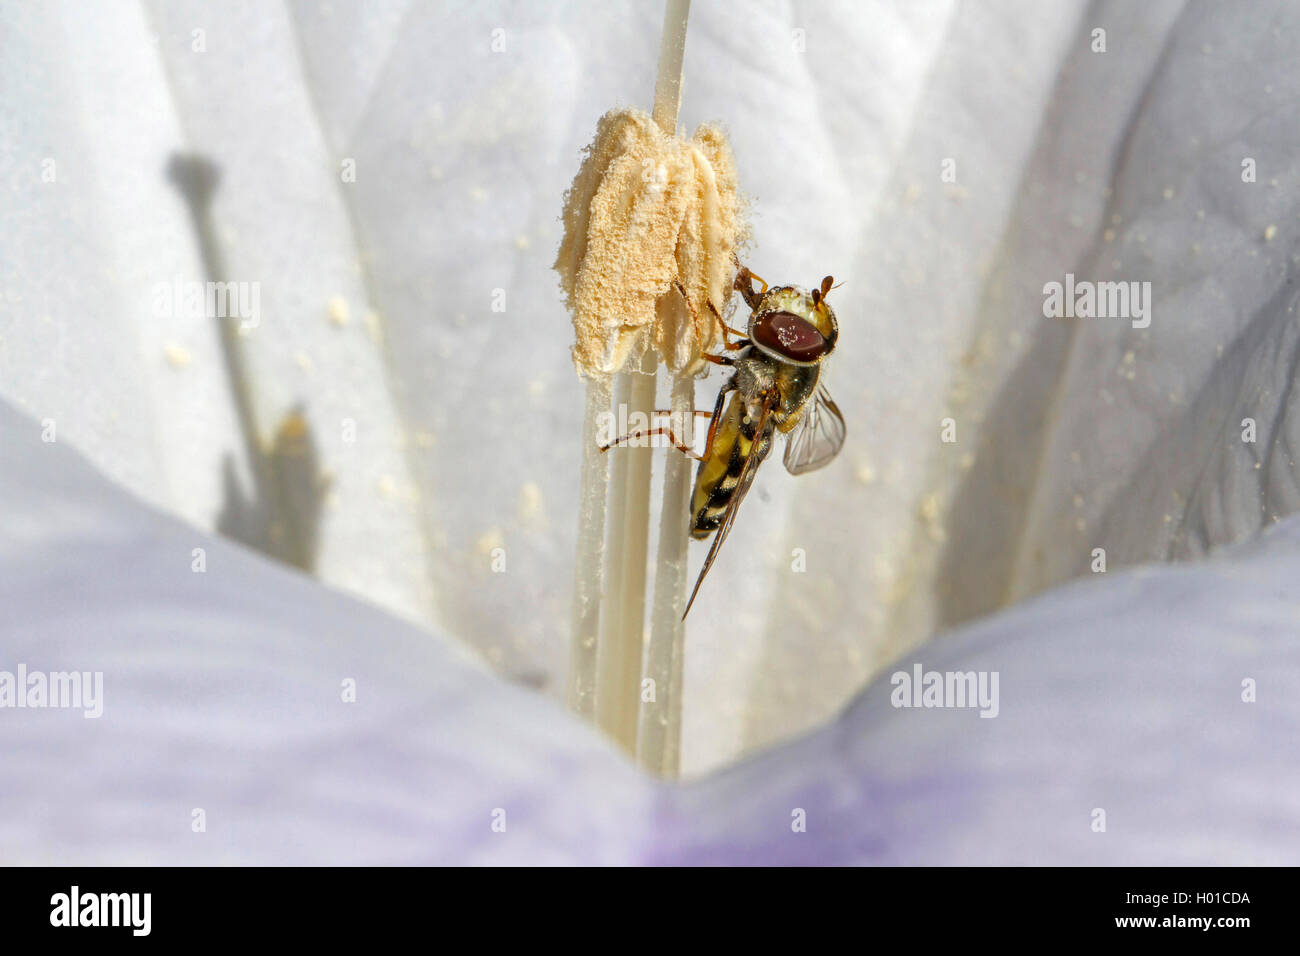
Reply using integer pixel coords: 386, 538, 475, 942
328, 296, 350, 326
555, 107, 745, 377
164, 344, 192, 368
517, 482, 544, 522
476, 528, 504, 554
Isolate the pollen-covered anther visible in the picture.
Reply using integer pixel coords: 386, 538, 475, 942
555, 107, 745, 377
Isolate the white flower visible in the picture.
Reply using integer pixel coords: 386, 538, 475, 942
2, 0, 1297, 862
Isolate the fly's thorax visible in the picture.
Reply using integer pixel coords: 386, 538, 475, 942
732, 350, 776, 403
746, 286, 838, 366
734, 346, 820, 428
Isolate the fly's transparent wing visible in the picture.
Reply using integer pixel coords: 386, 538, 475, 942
783, 384, 846, 475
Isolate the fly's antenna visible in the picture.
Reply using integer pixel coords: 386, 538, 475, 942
813, 275, 842, 310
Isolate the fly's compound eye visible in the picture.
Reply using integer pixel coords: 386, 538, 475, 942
750, 310, 829, 363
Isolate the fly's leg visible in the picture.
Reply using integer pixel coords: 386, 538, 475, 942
705, 298, 749, 349
699, 381, 732, 462
674, 280, 748, 350
604, 387, 732, 463
734, 265, 768, 310
600, 427, 705, 461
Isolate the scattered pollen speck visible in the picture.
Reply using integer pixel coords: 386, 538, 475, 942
363, 310, 383, 344
517, 482, 544, 522
164, 344, 192, 368
959, 453, 974, 471
1103, 228, 1116, 242
295, 352, 314, 371
1118, 350, 1136, 381
1265, 224, 1278, 241
470, 186, 488, 202
328, 296, 350, 326
514, 234, 531, 250
377, 475, 396, 498
1163, 186, 1174, 200
855, 462, 876, 485
277, 411, 310, 442
476, 528, 504, 554
918, 493, 945, 542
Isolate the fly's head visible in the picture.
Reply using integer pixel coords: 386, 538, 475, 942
743, 275, 839, 367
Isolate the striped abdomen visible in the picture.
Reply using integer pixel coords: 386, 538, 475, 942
690, 392, 773, 539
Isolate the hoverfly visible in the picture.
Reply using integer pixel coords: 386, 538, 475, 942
601, 265, 846, 618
